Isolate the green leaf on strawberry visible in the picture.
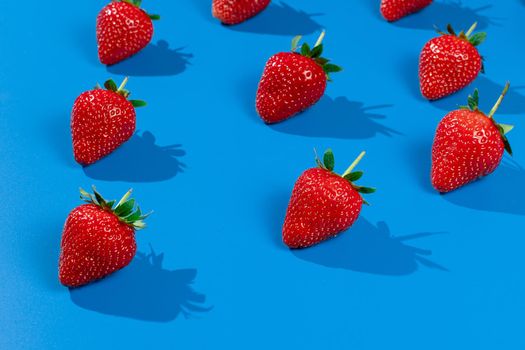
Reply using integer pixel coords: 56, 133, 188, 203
80, 186, 152, 230
315, 149, 376, 203
104, 79, 118, 92
438, 22, 486, 47
120, 0, 159, 19
468, 32, 486, 46
130, 100, 147, 107
323, 149, 335, 171
97, 77, 147, 108
291, 31, 343, 81
460, 82, 514, 156
291, 35, 302, 51
344, 171, 363, 182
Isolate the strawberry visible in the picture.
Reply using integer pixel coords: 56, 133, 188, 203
256, 32, 342, 124
71, 77, 146, 165
212, 0, 270, 25
419, 23, 486, 100
283, 150, 375, 249
97, 0, 160, 65
59, 187, 151, 287
431, 83, 514, 193
380, 0, 432, 22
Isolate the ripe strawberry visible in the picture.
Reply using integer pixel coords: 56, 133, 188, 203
97, 0, 160, 65
256, 32, 342, 124
71, 77, 146, 165
283, 150, 375, 249
212, 0, 270, 25
59, 187, 151, 287
431, 83, 514, 193
419, 23, 486, 100
380, 0, 432, 22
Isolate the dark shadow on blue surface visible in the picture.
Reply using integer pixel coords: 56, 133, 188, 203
70, 246, 212, 322
270, 96, 400, 139
45, 113, 76, 168
227, 1, 322, 35
83, 130, 185, 182
292, 218, 447, 275
107, 40, 192, 77
430, 77, 525, 115
393, 1, 496, 31
264, 189, 291, 248
442, 159, 525, 216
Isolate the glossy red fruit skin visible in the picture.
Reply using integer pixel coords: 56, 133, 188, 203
96, 2, 153, 65
212, 0, 270, 25
380, 0, 432, 22
59, 204, 137, 287
256, 52, 327, 124
419, 35, 482, 100
283, 168, 363, 248
431, 110, 505, 193
71, 89, 136, 165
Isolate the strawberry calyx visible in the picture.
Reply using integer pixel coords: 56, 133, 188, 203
315, 149, 376, 204
435, 22, 486, 73
435, 22, 486, 46
80, 186, 152, 230
291, 31, 342, 81
95, 77, 147, 108
459, 82, 514, 155
115, 0, 160, 20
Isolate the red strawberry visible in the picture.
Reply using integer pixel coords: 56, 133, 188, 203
59, 187, 151, 287
71, 77, 146, 165
256, 32, 342, 124
419, 23, 486, 100
212, 0, 270, 25
380, 0, 432, 21
283, 150, 375, 248
431, 83, 513, 193
96, 0, 160, 65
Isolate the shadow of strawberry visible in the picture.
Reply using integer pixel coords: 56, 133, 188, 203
70, 246, 212, 322
292, 218, 447, 275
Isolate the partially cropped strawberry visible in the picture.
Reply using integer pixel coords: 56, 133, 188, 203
419, 23, 486, 100
431, 83, 514, 193
256, 32, 342, 124
212, 0, 270, 25
97, 0, 160, 65
380, 0, 432, 21
59, 187, 151, 287
71, 77, 146, 165
283, 150, 375, 249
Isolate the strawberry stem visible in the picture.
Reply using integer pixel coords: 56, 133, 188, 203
488, 82, 510, 119
342, 151, 366, 178
314, 30, 326, 47
118, 76, 129, 92
465, 22, 478, 37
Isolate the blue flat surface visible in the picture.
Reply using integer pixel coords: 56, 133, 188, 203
1, 0, 525, 349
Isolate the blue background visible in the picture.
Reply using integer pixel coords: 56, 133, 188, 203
1, 0, 524, 349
